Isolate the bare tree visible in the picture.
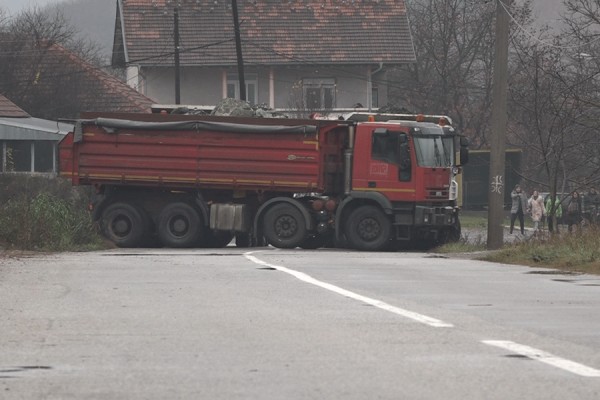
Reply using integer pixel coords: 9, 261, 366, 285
390, 0, 535, 148
507, 5, 600, 217
0, 6, 105, 119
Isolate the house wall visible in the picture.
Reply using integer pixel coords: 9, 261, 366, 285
140, 65, 389, 110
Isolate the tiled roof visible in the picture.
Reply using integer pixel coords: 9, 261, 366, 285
0, 94, 29, 118
114, 0, 416, 67
45, 44, 156, 114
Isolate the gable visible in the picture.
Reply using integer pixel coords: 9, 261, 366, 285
114, 0, 416, 67
0, 94, 29, 118
28, 43, 156, 117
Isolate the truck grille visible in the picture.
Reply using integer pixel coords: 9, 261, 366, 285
425, 187, 449, 200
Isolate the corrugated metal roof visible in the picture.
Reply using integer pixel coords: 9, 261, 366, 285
114, 0, 416, 67
0, 117, 73, 141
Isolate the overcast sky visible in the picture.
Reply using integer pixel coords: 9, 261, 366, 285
1, 0, 64, 15
1, 0, 565, 23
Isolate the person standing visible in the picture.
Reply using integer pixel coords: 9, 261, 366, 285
510, 184, 528, 235
528, 190, 546, 234
545, 194, 562, 233
566, 191, 582, 233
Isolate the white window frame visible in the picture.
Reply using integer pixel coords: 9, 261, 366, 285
302, 78, 336, 110
227, 73, 258, 104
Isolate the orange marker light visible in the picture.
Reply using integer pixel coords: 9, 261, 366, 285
368, 115, 375, 122
416, 114, 425, 122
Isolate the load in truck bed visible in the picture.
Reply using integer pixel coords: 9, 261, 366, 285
59, 114, 348, 194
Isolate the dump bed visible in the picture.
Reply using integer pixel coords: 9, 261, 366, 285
59, 113, 349, 194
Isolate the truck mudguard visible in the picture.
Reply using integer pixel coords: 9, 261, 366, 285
73, 118, 317, 142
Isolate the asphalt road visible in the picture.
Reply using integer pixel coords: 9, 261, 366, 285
2, 247, 600, 399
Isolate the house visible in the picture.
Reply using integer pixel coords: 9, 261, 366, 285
112, 0, 416, 115
0, 94, 72, 175
8, 42, 157, 120
0, 43, 156, 175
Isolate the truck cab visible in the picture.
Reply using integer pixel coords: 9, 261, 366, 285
335, 113, 468, 250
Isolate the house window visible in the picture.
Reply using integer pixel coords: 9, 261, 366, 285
1, 140, 56, 173
3, 141, 31, 172
34, 142, 55, 173
372, 85, 379, 108
303, 78, 335, 110
227, 74, 258, 104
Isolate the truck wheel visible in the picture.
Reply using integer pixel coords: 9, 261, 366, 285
263, 204, 307, 249
101, 202, 146, 248
345, 205, 391, 251
157, 202, 203, 248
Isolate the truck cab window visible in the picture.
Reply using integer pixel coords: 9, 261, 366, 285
372, 130, 411, 182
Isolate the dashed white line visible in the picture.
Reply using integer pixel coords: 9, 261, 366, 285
243, 251, 453, 328
482, 340, 600, 377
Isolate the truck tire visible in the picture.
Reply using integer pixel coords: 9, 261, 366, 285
157, 202, 203, 248
345, 205, 391, 251
263, 203, 307, 249
101, 202, 147, 248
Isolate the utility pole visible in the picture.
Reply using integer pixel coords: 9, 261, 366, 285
174, 6, 181, 105
487, 0, 512, 249
231, 0, 246, 101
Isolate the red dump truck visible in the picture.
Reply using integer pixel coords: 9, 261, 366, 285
59, 112, 468, 251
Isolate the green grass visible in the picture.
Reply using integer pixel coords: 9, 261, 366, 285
0, 175, 109, 252
482, 229, 600, 274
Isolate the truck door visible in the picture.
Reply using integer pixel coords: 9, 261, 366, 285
353, 127, 415, 201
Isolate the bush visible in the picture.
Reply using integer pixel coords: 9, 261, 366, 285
0, 175, 108, 251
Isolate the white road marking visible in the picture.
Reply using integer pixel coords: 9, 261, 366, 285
243, 251, 453, 328
482, 340, 600, 377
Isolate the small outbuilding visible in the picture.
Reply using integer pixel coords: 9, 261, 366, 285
0, 95, 73, 175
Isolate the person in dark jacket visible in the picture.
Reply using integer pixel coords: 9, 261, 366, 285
510, 184, 528, 235
566, 191, 582, 233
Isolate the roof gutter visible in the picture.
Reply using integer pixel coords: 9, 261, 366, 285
118, 0, 129, 64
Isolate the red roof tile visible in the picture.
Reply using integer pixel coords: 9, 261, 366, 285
46, 44, 156, 114
0, 94, 29, 118
114, 0, 415, 67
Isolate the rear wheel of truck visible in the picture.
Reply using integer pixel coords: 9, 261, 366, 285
345, 205, 391, 251
157, 202, 203, 248
263, 203, 307, 249
101, 202, 147, 248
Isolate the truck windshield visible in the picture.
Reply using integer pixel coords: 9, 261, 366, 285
413, 133, 455, 168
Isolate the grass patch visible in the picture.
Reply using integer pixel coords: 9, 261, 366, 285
0, 175, 110, 252
459, 213, 489, 229
482, 229, 600, 275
